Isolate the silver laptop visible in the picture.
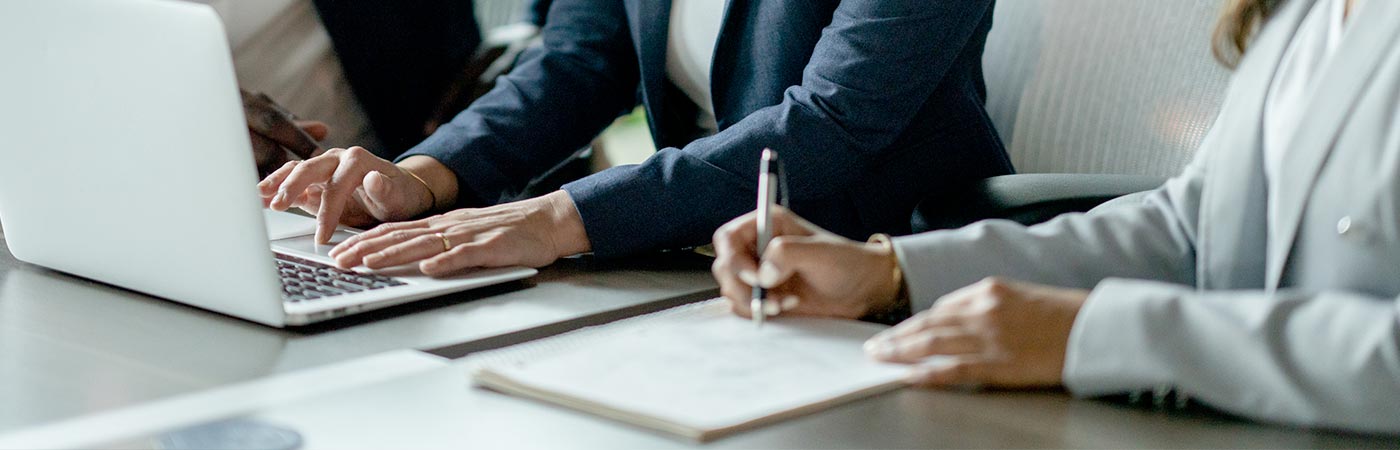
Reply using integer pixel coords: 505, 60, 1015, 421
0, 0, 537, 327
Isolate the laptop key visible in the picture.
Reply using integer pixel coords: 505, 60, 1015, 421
332, 281, 366, 292
275, 253, 407, 304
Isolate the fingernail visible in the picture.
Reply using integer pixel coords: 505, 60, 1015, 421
905, 359, 958, 385
757, 262, 781, 288
865, 338, 895, 359
738, 270, 759, 286
762, 300, 781, 317
780, 296, 800, 311
273, 190, 288, 206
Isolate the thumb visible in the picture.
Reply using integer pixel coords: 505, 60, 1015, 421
297, 120, 330, 141
361, 171, 401, 219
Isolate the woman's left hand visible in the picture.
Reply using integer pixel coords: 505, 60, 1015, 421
327, 190, 590, 275
865, 278, 1090, 388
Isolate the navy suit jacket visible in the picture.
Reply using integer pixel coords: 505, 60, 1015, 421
400, 0, 1013, 258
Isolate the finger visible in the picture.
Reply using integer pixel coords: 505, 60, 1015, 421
297, 120, 330, 142
779, 295, 801, 312
873, 278, 1013, 342
259, 161, 300, 199
881, 279, 1007, 339
712, 256, 756, 315
363, 232, 456, 270
272, 151, 341, 210
867, 329, 983, 363
729, 298, 754, 318
711, 213, 764, 313
249, 131, 285, 170
331, 219, 432, 257
877, 310, 966, 344
315, 147, 378, 244
419, 241, 508, 276
246, 96, 320, 158
294, 185, 325, 214
904, 357, 996, 388
332, 227, 436, 268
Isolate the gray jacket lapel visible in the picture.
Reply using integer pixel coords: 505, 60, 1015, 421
1266, 0, 1400, 288
1199, 0, 1311, 290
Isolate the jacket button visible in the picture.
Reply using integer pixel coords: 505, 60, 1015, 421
1337, 216, 1353, 236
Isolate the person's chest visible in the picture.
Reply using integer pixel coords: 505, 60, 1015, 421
1281, 48, 1400, 298
624, 0, 840, 129
1201, 32, 1400, 298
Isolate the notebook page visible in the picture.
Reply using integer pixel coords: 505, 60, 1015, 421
469, 299, 909, 437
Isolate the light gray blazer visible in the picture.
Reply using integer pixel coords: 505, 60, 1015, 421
892, 0, 1400, 433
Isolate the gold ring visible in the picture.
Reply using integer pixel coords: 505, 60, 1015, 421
436, 232, 453, 253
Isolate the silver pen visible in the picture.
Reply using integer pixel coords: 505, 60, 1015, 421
752, 149, 781, 328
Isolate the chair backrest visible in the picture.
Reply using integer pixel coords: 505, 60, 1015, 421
476, 0, 530, 30
983, 0, 1232, 177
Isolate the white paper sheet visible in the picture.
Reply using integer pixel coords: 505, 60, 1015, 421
471, 300, 911, 440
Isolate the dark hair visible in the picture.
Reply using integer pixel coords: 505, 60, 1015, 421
1213, 0, 1285, 68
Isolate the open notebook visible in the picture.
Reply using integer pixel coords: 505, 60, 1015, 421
467, 299, 911, 441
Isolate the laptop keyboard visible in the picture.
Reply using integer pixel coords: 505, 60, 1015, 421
275, 253, 406, 303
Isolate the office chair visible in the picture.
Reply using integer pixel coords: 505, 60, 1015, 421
916, 0, 1232, 230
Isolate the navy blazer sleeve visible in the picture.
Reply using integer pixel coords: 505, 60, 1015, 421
565, 0, 996, 257
398, 0, 639, 206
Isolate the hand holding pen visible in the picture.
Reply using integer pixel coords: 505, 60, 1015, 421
710, 149, 906, 323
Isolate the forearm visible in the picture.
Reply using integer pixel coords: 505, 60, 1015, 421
893, 200, 1197, 311
397, 0, 638, 207
562, 149, 754, 257
1068, 279, 1400, 433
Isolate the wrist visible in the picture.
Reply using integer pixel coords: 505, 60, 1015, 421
542, 190, 591, 257
862, 234, 910, 323
397, 156, 458, 211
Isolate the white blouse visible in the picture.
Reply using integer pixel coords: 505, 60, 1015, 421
665, 0, 727, 136
1263, 0, 1359, 240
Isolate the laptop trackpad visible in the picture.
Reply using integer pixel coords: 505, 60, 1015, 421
272, 231, 427, 278
270, 230, 357, 259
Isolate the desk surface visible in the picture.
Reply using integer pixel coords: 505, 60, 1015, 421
89, 360, 1397, 449
3, 222, 1396, 448
0, 230, 718, 434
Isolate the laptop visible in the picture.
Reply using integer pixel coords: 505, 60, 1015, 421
0, 0, 538, 327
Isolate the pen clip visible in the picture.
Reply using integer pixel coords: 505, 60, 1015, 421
775, 155, 789, 208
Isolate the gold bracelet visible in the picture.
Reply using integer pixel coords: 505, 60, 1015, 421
865, 233, 911, 324
867, 233, 904, 293
398, 165, 438, 212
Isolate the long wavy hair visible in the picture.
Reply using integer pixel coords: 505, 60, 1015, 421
1213, 0, 1285, 67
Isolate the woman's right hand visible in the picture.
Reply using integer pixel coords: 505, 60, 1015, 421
711, 206, 903, 320
257, 147, 439, 244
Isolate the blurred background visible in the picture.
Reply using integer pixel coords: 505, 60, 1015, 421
191, 0, 654, 172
